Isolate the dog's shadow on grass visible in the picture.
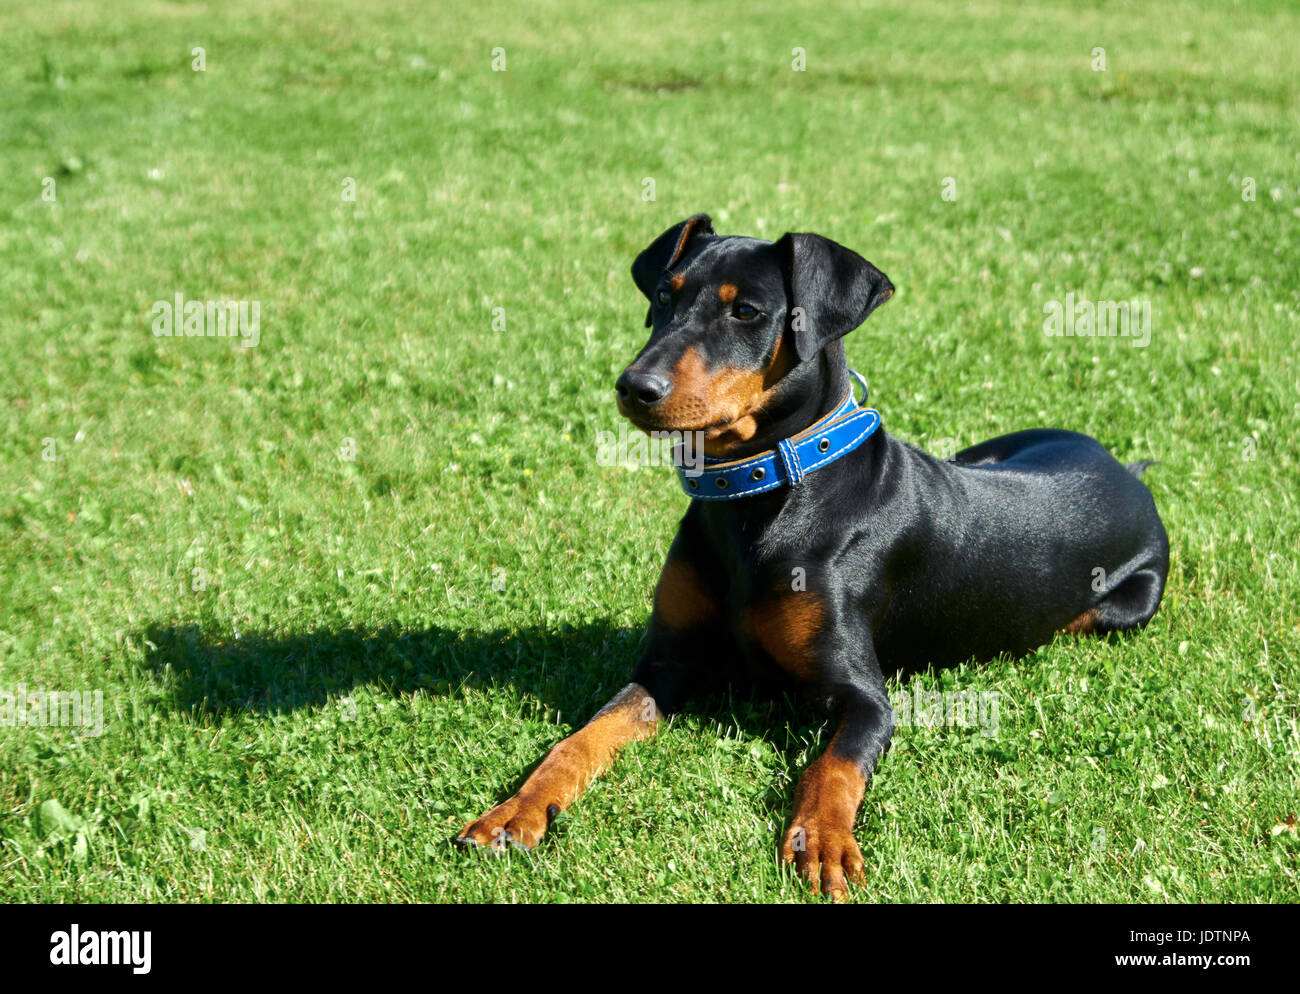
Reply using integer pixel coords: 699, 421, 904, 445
144, 620, 624, 719
141, 620, 827, 760
142, 620, 831, 856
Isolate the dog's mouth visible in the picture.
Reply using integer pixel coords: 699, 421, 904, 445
617, 397, 761, 454
614, 343, 788, 455
617, 396, 728, 434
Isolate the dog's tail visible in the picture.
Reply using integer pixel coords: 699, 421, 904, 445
1125, 460, 1159, 477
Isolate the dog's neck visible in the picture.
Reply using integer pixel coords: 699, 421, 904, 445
690, 340, 884, 541
729, 343, 852, 460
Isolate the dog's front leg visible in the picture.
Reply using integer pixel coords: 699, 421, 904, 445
456, 681, 663, 851
458, 540, 714, 853
781, 672, 894, 902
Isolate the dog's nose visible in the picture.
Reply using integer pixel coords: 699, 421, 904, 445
616, 368, 672, 409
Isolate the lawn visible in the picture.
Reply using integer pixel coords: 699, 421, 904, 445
0, 0, 1296, 903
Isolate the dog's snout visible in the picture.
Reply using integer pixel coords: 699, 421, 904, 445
616, 368, 672, 409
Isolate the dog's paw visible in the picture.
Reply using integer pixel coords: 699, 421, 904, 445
455, 796, 557, 853
780, 819, 865, 902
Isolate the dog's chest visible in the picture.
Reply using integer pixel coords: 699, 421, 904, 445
705, 553, 830, 687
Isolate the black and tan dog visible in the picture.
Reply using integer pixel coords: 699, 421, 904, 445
458, 213, 1169, 900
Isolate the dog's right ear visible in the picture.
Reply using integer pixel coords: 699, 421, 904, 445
631, 213, 714, 326
778, 232, 894, 362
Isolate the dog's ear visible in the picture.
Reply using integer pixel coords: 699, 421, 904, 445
778, 232, 894, 362
631, 213, 714, 326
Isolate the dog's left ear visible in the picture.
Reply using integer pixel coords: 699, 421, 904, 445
778, 232, 894, 362
631, 213, 715, 326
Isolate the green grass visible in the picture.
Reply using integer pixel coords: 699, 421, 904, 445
1, 0, 1297, 902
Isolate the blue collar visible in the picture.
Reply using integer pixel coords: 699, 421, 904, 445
675, 370, 881, 501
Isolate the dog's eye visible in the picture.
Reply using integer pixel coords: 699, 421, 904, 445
734, 303, 758, 320
657, 289, 671, 306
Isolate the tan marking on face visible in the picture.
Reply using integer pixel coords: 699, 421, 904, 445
652, 335, 796, 457
669, 273, 685, 291
654, 556, 718, 630
764, 320, 794, 384
718, 282, 739, 303
750, 592, 823, 680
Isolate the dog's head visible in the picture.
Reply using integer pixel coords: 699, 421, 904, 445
617, 213, 893, 456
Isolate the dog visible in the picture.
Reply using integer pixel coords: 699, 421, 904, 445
457, 213, 1169, 900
